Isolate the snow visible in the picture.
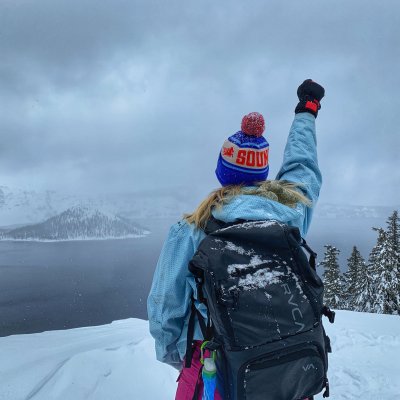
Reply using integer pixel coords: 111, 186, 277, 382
224, 241, 255, 256
227, 254, 273, 274
0, 319, 177, 400
217, 219, 280, 232
0, 205, 150, 241
0, 311, 399, 399
236, 267, 283, 290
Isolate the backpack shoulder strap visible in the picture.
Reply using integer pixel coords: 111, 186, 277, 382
203, 215, 227, 234
300, 238, 318, 270
185, 295, 208, 368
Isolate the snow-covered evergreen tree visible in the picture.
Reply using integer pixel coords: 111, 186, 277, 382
343, 246, 365, 310
370, 224, 399, 315
385, 210, 400, 312
352, 251, 374, 312
320, 245, 343, 309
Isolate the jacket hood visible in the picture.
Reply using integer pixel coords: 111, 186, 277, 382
211, 193, 304, 224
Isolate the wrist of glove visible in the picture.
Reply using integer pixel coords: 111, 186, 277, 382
295, 79, 325, 118
295, 95, 322, 117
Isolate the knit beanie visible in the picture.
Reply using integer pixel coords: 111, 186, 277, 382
215, 112, 269, 186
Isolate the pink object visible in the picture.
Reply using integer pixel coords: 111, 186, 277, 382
241, 112, 265, 137
175, 341, 309, 399
175, 341, 222, 400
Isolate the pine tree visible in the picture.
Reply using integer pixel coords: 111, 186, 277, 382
370, 224, 399, 315
352, 252, 374, 312
385, 210, 400, 313
320, 245, 343, 309
369, 228, 385, 313
343, 246, 365, 310
386, 210, 399, 255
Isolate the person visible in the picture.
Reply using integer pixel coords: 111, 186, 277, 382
148, 79, 325, 399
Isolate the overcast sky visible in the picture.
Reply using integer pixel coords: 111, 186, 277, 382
1, 0, 399, 206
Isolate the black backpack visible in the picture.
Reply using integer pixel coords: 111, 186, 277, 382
185, 217, 335, 400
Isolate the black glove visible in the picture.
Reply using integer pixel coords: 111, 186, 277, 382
295, 79, 325, 118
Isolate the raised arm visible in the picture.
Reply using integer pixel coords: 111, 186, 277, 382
276, 80, 325, 235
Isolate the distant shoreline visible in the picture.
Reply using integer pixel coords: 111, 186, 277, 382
0, 233, 150, 242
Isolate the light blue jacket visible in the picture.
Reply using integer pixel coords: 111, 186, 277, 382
147, 112, 322, 369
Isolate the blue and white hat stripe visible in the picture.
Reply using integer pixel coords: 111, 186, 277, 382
220, 157, 269, 174
216, 130, 270, 186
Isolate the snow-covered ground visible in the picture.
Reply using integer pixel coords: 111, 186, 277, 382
0, 311, 399, 400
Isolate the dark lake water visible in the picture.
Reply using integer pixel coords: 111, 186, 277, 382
0, 218, 176, 337
0, 216, 386, 337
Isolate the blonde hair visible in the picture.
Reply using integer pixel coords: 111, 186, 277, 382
184, 180, 311, 230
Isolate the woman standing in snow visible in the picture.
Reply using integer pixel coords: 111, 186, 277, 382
148, 79, 325, 399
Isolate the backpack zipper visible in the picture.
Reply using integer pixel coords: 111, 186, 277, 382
239, 342, 326, 374
237, 342, 328, 398
249, 347, 321, 370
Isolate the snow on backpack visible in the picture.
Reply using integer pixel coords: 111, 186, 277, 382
185, 217, 335, 400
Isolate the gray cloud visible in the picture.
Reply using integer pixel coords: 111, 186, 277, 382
0, 0, 399, 205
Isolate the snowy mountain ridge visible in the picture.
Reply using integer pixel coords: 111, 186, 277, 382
0, 205, 149, 241
0, 185, 193, 226
0, 185, 398, 227
0, 311, 398, 400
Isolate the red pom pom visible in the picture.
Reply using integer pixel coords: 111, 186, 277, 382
241, 112, 265, 137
